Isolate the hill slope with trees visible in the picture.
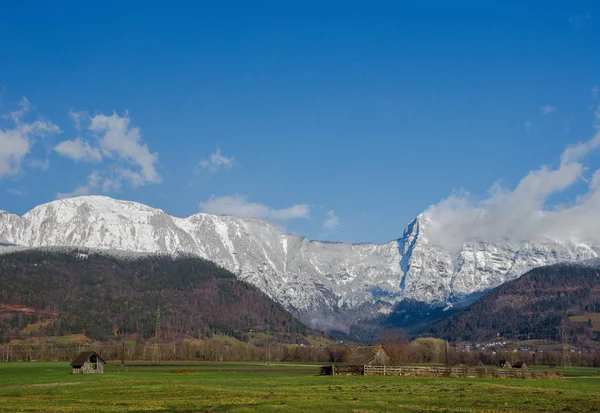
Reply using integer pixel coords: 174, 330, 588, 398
0, 249, 311, 344
429, 262, 600, 346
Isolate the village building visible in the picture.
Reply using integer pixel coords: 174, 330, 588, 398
498, 359, 512, 369
348, 345, 391, 366
71, 351, 106, 374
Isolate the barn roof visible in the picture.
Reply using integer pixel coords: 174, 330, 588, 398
351, 345, 387, 363
71, 351, 106, 367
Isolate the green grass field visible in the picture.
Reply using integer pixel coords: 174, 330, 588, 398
0, 362, 599, 412
570, 312, 600, 330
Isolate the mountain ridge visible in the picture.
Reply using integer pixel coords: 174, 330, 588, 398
2, 195, 599, 330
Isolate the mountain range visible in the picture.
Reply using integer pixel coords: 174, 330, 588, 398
1, 196, 599, 331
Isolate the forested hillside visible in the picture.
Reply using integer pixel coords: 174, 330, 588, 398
0, 249, 309, 343
430, 263, 600, 345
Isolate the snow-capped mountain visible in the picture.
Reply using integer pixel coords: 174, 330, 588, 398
1, 196, 598, 329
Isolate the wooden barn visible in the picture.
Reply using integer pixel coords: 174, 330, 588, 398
349, 345, 391, 366
71, 351, 106, 374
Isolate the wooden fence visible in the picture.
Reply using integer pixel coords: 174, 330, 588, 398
320, 365, 364, 376
363, 365, 562, 380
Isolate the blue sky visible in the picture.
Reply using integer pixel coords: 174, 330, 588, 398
1, 1, 600, 244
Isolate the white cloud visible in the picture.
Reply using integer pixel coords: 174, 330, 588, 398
422, 128, 600, 253
199, 148, 234, 173
323, 210, 340, 230
89, 112, 161, 184
114, 167, 145, 187
593, 85, 600, 99
101, 176, 122, 193
199, 195, 310, 221
54, 138, 102, 162
525, 121, 531, 133
271, 204, 311, 220
0, 97, 61, 178
57, 110, 162, 197
541, 105, 557, 115
561, 133, 600, 164
591, 170, 600, 190
56, 171, 102, 199
55, 165, 150, 199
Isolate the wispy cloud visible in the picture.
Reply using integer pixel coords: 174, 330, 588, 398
0, 97, 61, 179
323, 210, 340, 230
199, 148, 235, 173
541, 105, 557, 115
56, 171, 102, 199
199, 195, 310, 221
593, 85, 600, 99
54, 137, 102, 162
565, 116, 576, 134
7, 188, 27, 197
68, 110, 88, 131
27, 158, 50, 171
569, 13, 591, 27
525, 121, 532, 133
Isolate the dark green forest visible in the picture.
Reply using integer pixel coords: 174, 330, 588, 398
430, 263, 600, 344
0, 249, 309, 343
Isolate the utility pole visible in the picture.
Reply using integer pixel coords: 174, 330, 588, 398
444, 341, 448, 368
264, 322, 270, 366
121, 342, 125, 367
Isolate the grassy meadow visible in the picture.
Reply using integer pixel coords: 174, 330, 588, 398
0, 362, 599, 412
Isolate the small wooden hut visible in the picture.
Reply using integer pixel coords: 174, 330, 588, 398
71, 351, 106, 374
513, 361, 528, 369
349, 345, 391, 366
498, 359, 512, 369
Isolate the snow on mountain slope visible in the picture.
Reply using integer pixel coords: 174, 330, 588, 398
1, 196, 598, 330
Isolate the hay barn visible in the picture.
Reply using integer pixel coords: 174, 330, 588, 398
349, 345, 391, 366
71, 351, 106, 374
